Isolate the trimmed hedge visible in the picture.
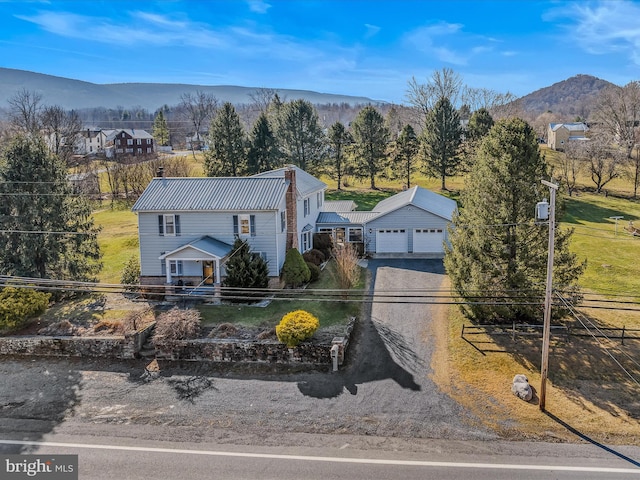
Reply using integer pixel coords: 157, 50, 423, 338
306, 261, 320, 282
282, 248, 311, 287
276, 310, 319, 347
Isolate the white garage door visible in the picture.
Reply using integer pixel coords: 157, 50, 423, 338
376, 229, 408, 253
413, 228, 444, 253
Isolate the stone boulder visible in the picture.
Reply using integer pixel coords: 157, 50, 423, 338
511, 374, 533, 401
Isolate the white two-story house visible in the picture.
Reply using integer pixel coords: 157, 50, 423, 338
131, 166, 326, 289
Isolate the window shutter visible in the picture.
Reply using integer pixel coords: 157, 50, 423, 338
158, 215, 164, 236
250, 215, 256, 236
233, 215, 239, 235
175, 215, 181, 236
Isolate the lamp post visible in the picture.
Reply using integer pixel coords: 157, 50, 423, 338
539, 179, 558, 411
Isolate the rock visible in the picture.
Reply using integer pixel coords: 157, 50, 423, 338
511, 374, 533, 401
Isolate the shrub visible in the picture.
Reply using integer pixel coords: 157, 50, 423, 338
121, 255, 141, 291
276, 310, 319, 347
222, 238, 269, 302
306, 261, 320, 282
153, 308, 201, 346
0, 287, 50, 331
282, 248, 311, 287
313, 233, 333, 259
303, 248, 325, 266
334, 243, 361, 293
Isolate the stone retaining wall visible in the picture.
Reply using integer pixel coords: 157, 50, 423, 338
0, 336, 127, 358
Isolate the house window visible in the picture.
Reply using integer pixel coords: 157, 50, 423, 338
301, 231, 312, 252
233, 214, 256, 237
122, 133, 126, 138
304, 198, 310, 217
147, 147, 152, 153
137, 138, 142, 145
255, 251, 268, 262
116, 148, 123, 153
161, 260, 183, 276
348, 227, 363, 242
280, 211, 286, 232
116, 139, 121, 146
137, 148, 142, 154
158, 214, 181, 236
127, 139, 133, 145
317, 192, 323, 208
126, 148, 134, 153
147, 139, 152, 144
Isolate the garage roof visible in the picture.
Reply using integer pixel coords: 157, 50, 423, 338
374, 186, 457, 221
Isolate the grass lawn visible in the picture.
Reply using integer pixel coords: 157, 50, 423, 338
93, 203, 139, 284
196, 261, 366, 330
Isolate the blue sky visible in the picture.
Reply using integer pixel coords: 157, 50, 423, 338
1, 0, 639, 103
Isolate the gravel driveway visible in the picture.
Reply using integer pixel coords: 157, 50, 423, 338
0, 259, 495, 452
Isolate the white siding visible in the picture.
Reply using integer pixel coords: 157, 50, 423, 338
366, 205, 450, 254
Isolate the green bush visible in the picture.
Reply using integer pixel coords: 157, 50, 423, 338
303, 248, 325, 266
120, 255, 140, 291
0, 287, 50, 331
276, 310, 319, 347
313, 233, 333, 259
282, 248, 311, 287
306, 261, 320, 282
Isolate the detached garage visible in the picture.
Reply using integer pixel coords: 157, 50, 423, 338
367, 186, 457, 257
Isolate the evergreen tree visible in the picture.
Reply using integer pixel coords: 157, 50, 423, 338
421, 96, 463, 190
388, 124, 419, 189
466, 108, 494, 143
0, 134, 102, 283
222, 238, 269, 302
351, 105, 389, 190
248, 112, 281, 174
327, 121, 352, 190
444, 118, 584, 323
152, 110, 170, 146
276, 99, 325, 173
281, 248, 311, 287
204, 102, 246, 177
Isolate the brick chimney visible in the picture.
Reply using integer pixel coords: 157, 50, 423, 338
284, 166, 298, 250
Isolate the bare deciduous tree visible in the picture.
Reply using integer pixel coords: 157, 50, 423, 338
8, 88, 42, 134
592, 81, 640, 158
248, 87, 278, 114
575, 133, 625, 193
41, 105, 82, 164
406, 68, 464, 127
557, 142, 585, 196
179, 90, 218, 155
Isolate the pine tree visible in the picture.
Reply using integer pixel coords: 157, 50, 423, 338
276, 99, 325, 173
204, 102, 246, 177
421, 97, 463, 190
327, 121, 352, 190
388, 124, 419, 189
248, 113, 281, 174
351, 106, 389, 190
152, 110, 170, 146
444, 118, 584, 323
0, 134, 102, 283
221, 238, 269, 302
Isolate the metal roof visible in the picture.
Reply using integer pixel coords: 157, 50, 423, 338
550, 122, 588, 132
323, 200, 357, 212
132, 177, 289, 212
106, 128, 153, 140
160, 236, 232, 259
316, 211, 379, 224
252, 165, 326, 197
373, 186, 457, 221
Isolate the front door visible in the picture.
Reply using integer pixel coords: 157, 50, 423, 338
203, 261, 215, 284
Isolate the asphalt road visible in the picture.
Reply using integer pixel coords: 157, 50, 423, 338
1, 259, 639, 478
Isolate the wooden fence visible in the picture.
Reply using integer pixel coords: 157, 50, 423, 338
461, 322, 640, 345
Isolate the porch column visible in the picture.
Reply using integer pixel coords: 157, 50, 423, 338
165, 258, 172, 284
215, 259, 221, 285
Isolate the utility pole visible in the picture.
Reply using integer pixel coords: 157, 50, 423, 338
539, 179, 558, 411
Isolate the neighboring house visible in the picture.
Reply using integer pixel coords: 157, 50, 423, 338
107, 129, 154, 157
547, 122, 589, 151
317, 186, 457, 256
131, 166, 326, 289
74, 128, 109, 156
185, 132, 208, 151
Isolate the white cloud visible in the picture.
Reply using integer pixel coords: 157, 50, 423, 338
546, 0, 640, 65
248, 0, 271, 14
364, 23, 381, 39
404, 22, 470, 65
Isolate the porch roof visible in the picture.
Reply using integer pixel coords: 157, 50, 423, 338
159, 236, 233, 260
